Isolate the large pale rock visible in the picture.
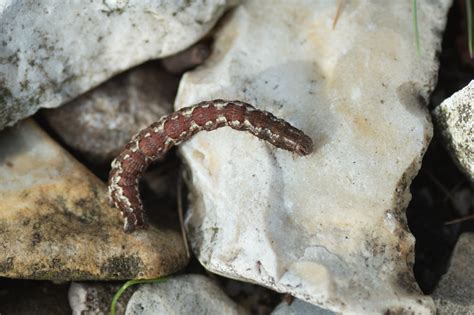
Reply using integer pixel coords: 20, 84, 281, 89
433, 80, 474, 181
432, 233, 474, 314
0, 0, 234, 130
125, 275, 247, 315
43, 63, 177, 164
176, 1, 450, 313
0, 120, 188, 280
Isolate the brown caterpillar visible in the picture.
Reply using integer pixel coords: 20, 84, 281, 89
108, 99, 313, 232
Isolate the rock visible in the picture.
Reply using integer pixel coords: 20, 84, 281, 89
43, 63, 177, 165
451, 187, 473, 215
433, 80, 474, 181
125, 274, 247, 315
69, 282, 133, 315
176, 1, 450, 313
0, 120, 188, 280
272, 299, 334, 315
161, 42, 211, 74
432, 233, 474, 314
0, 0, 235, 130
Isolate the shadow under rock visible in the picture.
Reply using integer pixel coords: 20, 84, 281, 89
407, 135, 473, 293
407, 0, 474, 294
0, 278, 71, 315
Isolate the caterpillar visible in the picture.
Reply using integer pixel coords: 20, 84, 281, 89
108, 99, 313, 232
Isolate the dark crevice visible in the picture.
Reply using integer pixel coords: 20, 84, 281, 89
407, 0, 474, 294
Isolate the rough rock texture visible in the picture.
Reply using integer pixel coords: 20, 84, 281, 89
176, 1, 450, 313
69, 282, 133, 315
272, 299, 334, 315
0, 0, 235, 130
0, 120, 188, 280
43, 63, 177, 164
125, 275, 247, 315
432, 233, 474, 314
433, 80, 474, 181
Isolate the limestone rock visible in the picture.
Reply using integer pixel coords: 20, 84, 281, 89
0, 0, 235, 130
176, 1, 450, 313
432, 233, 474, 314
125, 274, 247, 315
43, 63, 177, 165
433, 80, 474, 181
69, 282, 133, 315
272, 299, 334, 315
0, 120, 188, 280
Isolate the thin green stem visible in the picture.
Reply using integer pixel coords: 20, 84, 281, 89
413, 0, 421, 55
467, 0, 473, 58
110, 277, 167, 315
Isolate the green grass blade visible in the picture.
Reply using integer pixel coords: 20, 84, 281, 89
110, 277, 167, 315
413, 0, 421, 55
467, 0, 473, 58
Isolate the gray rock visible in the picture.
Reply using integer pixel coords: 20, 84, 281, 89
43, 63, 177, 164
161, 42, 211, 74
69, 282, 134, 315
0, 120, 188, 280
433, 233, 474, 314
0, 0, 235, 130
125, 275, 247, 315
176, 0, 450, 313
272, 299, 334, 315
433, 80, 474, 181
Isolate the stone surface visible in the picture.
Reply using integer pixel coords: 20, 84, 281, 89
69, 282, 133, 315
161, 42, 211, 74
272, 299, 334, 315
176, 1, 450, 313
432, 233, 474, 314
0, 120, 188, 280
125, 274, 247, 315
433, 80, 474, 181
0, 0, 235, 130
43, 63, 177, 165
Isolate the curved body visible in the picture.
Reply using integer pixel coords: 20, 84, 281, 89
108, 99, 313, 232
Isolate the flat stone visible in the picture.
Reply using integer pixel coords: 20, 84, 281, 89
433, 80, 474, 181
0, 0, 234, 130
125, 274, 247, 315
272, 299, 334, 315
176, 1, 450, 313
43, 63, 177, 165
432, 233, 474, 314
0, 120, 188, 280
